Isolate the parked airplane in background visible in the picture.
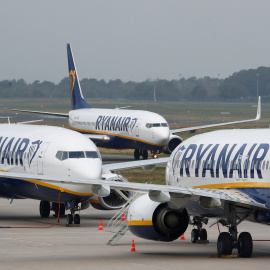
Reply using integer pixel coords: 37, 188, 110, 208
6, 127, 270, 258
10, 44, 261, 160
0, 122, 168, 226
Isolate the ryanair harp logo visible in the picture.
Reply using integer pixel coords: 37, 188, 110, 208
69, 70, 76, 93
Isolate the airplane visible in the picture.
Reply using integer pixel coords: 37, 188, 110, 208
0, 121, 169, 226
5, 124, 270, 258
9, 44, 261, 160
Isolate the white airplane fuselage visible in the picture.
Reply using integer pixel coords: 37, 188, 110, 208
166, 129, 270, 216
69, 108, 170, 151
0, 124, 102, 202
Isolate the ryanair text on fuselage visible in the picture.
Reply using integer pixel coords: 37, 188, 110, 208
0, 136, 42, 167
95, 115, 138, 132
172, 143, 269, 179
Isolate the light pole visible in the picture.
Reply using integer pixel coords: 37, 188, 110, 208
218, 74, 220, 88
256, 73, 259, 100
179, 74, 182, 101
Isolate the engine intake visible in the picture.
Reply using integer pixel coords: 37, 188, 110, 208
163, 134, 183, 154
128, 194, 189, 241
90, 175, 132, 210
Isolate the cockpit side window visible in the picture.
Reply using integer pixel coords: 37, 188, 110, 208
56, 151, 63, 161
62, 151, 68, 160
69, 151, 85, 158
56, 151, 68, 161
85, 151, 99, 158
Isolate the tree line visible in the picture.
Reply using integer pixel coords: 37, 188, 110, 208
1, 66, 270, 101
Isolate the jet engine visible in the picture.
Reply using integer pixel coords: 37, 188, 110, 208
163, 134, 183, 154
90, 175, 132, 210
127, 194, 189, 241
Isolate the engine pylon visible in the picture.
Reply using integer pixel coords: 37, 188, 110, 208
98, 220, 104, 231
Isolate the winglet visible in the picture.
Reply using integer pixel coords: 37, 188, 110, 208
67, 44, 91, 110
255, 96, 261, 121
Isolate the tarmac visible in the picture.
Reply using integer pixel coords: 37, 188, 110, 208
1, 199, 270, 269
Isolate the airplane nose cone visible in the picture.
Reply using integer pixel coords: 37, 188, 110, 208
155, 128, 170, 145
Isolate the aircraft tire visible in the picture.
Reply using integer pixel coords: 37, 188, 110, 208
191, 229, 199, 243
199, 228, 207, 240
238, 232, 253, 258
134, 150, 140, 160
142, 150, 148, 160
217, 232, 232, 255
74, 214, 80, 225
66, 214, 73, 226
40, 201, 50, 218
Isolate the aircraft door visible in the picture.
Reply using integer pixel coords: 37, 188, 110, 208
37, 142, 50, 175
135, 119, 141, 138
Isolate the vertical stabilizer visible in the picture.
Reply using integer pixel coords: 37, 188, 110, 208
67, 44, 91, 110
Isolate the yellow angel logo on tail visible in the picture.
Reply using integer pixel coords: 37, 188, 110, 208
69, 70, 76, 94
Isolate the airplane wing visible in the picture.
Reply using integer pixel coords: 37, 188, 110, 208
102, 157, 169, 173
0, 169, 266, 211
8, 109, 69, 118
84, 134, 111, 142
171, 97, 261, 134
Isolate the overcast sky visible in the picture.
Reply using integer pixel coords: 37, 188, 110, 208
1, 1, 270, 83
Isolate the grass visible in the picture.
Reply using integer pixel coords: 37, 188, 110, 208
117, 167, 166, 185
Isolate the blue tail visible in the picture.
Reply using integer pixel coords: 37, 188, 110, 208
67, 44, 91, 110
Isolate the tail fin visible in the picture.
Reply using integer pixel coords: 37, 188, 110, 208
67, 44, 91, 110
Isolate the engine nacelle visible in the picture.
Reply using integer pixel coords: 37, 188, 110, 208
163, 134, 183, 154
127, 194, 189, 241
90, 174, 132, 210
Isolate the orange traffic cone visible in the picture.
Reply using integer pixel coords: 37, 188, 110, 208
130, 240, 136, 252
121, 213, 126, 221
98, 220, 104, 230
180, 233, 185, 240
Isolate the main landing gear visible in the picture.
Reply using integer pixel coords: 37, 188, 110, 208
217, 204, 253, 258
39, 200, 65, 218
134, 149, 148, 160
191, 217, 208, 243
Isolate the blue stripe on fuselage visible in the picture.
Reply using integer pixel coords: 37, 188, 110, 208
0, 177, 90, 203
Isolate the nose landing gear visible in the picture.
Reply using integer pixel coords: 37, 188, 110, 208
65, 202, 81, 226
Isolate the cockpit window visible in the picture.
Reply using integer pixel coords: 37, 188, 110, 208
146, 123, 168, 128
56, 151, 100, 161
85, 151, 99, 158
69, 151, 85, 158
